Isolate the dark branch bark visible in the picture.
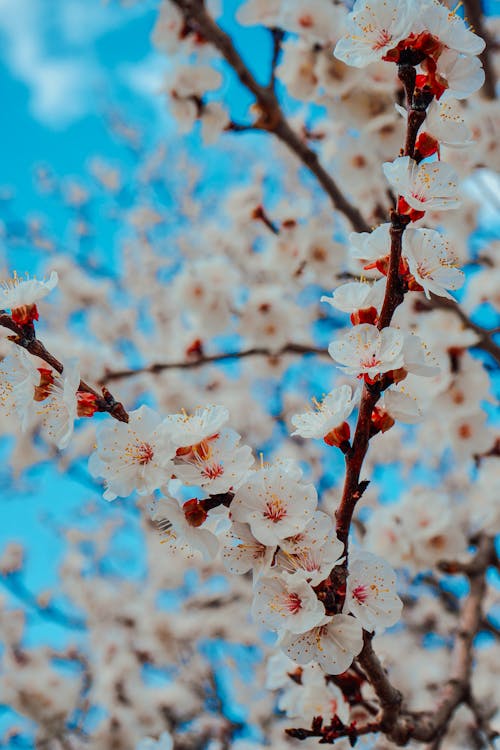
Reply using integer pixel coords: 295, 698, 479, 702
99, 343, 330, 383
0, 312, 129, 422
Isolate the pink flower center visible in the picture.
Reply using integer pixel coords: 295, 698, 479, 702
202, 463, 225, 479
361, 353, 381, 369
129, 442, 154, 465
352, 584, 369, 603
285, 593, 303, 614
263, 495, 288, 523
372, 29, 392, 51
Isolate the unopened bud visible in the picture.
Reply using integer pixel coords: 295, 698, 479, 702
183, 498, 208, 528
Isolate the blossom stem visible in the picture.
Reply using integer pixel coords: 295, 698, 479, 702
170, 0, 371, 233
0, 312, 129, 423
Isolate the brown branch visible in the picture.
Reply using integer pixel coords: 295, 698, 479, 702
99, 343, 330, 384
170, 0, 370, 233
463, 0, 497, 100
0, 313, 128, 423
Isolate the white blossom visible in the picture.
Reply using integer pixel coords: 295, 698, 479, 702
290, 385, 355, 441
344, 551, 403, 632
230, 463, 317, 546
383, 156, 461, 212
252, 574, 325, 634
89, 405, 174, 500
281, 614, 364, 674
334, 0, 419, 68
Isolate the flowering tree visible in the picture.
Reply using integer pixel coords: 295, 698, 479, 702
1, 0, 500, 749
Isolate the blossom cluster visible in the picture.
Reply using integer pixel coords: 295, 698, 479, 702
1, 0, 499, 746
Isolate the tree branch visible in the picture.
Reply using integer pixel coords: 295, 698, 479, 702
99, 343, 330, 383
170, 0, 370, 233
0, 312, 129, 423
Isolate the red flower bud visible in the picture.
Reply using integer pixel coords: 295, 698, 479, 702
77, 392, 99, 417
324, 421, 351, 448
183, 498, 208, 528
11, 304, 39, 326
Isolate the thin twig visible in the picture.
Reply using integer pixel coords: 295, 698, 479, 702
99, 343, 329, 384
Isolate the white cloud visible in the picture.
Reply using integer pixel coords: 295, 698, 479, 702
0, 0, 153, 128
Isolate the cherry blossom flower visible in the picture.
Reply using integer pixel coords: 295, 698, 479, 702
403, 228, 464, 299
334, 0, 419, 68
236, 0, 281, 27
252, 574, 325, 634
344, 551, 402, 632
416, 0, 485, 57
365, 490, 468, 572
173, 428, 254, 493
447, 410, 493, 461
152, 495, 219, 561
381, 385, 424, 424
0, 347, 39, 430
163, 404, 229, 449
277, 511, 345, 586
401, 332, 440, 378
328, 324, 405, 380
423, 100, 472, 148
89, 405, 174, 500
436, 49, 486, 101
1, 271, 58, 325
222, 522, 275, 580
383, 156, 461, 214
321, 279, 386, 316
281, 614, 364, 674
348, 223, 391, 271
278, 663, 350, 724
277, 0, 343, 44
230, 463, 317, 546
290, 385, 355, 443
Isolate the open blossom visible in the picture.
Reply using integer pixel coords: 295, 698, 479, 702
403, 228, 464, 299
1, 271, 58, 325
344, 551, 402, 633
152, 495, 218, 561
321, 279, 386, 316
278, 663, 350, 725
0, 347, 39, 430
163, 404, 229, 449
329, 324, 404, 380
252, 574, 325, 634
423, 100, 472, 148
365, 490, 468, 572
415, 0, 485, 57
222, 522, 275, 580
230, 463, 317, 546
436, 48, 485, 101
36, 360, 80, 450
334, 0, 419, 68
277, 511, 344, 586
290, 385, 355, 442
173, 428, 254, 493
89, 405, 174, 501
281, 614, 363, 675
383, 157, 461, 214
349, 223, 390, 265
